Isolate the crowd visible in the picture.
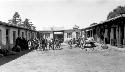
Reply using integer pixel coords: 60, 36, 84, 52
12, 37, 63, 52
0, 35, 108, 56
68, 36, 96, 49
68, 35, 109, 51
0, 37, 40, 56
38, 38, 63, 51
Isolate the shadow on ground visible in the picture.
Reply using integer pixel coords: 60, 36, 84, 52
0, 50, 32, 66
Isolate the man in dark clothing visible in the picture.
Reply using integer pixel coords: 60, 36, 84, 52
45, 39, 48, 50
41, 38, 46, 51
52, 39, 55, 50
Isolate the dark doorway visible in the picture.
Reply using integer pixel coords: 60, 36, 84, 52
53, 31, 64, 43
106, 28, 111, 44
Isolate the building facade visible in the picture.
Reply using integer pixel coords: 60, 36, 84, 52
0, 21, 37, 50
39, 27, 82, 42
83, 14, 125, 48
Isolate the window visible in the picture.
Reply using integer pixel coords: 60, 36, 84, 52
67, 32, 72, 38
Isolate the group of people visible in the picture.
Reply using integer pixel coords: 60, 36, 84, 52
38, 38, 63, 51
12, 37, 39, 52
68, 36, 96, 49
11, 36, 63, 52
68, 37, 84, 48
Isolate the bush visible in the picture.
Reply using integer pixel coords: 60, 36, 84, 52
12, 45, 21, 52
0, 49, 9, 56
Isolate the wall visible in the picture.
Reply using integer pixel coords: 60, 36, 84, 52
0, 25, 37, 49
64, 30, 73, 42
0, 25, 6, 46
20, 29, 26, 38
50, 32, 53, 39
9, 27, 18, 45
26, 31, 31, 40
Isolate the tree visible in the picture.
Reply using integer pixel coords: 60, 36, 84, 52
107, 6, 125, 20
9, 12, 22, 25
23, 18, 33, 29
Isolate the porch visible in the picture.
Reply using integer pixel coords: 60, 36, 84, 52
84, 15, 125, 48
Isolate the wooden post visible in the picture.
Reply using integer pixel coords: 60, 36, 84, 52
119, 26, 122, 47
116, 25, 119, 47
92, 29, 93, 37
123, 24, 125, 47
110, 28, 114, 45
104, 29, 107, 44
53, 31, 54, 50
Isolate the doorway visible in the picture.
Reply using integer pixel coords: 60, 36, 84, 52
53, 31, 64, 43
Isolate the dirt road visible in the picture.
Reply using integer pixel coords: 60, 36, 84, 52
0, 44, 125, 72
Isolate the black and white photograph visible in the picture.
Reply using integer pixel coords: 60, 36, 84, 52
0, 0, 125, 72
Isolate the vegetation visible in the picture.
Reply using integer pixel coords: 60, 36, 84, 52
9, 12, 22, 25
107, 6, 125, 20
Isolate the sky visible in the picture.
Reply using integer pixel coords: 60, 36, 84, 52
0, 0, 125, 30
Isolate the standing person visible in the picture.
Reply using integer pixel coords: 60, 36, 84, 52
52, 39, 55, 50
68, 39, 73, 49
38, 38, 43, 51
59, 38, 62, 46
41, 38, 46, 51
73, 38, 75, 44
28, 39, 32, 50
35, 38, 40, 50
75, 38, 79, 47
80, 37, 84, 48
45, 39, 48, 50
48, 39, 52, 50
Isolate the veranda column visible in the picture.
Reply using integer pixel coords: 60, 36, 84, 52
116, 25, 119, 47
92, 29, 93, 37
104, 29, 108, 44
95, 28, 98, 42
91, 30, 92, 37
110, 27, 114, 45
119, 26, 122, 47
84, 30, 87, 39
123, 24, 125, 47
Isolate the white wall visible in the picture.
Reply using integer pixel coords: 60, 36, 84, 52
72, 31, 76, 38
9, 27, 18, 44
27, 31, 31, 40
0, 26, 6, 45
64, 32, 72, 42
50, 32, 53, 39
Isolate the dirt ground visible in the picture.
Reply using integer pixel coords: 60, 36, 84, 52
0, 43, 125, 72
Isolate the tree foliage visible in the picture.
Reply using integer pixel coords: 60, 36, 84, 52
23, 18, 32, 29
9, 12, 22, 25
107, 6, 125, 20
